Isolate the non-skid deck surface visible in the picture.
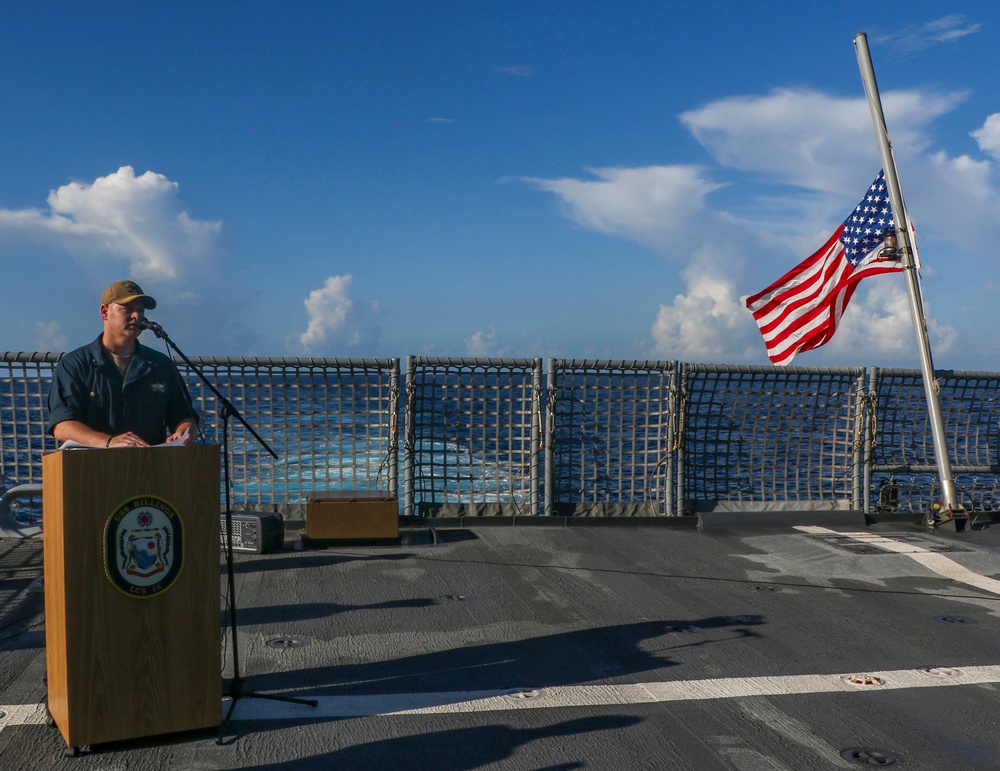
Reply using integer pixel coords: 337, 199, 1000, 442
3, 520, 1000, 769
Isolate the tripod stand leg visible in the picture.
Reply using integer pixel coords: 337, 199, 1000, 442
245, 692, 320, 707
217, 696, 239, 745
217, 677, 319, 744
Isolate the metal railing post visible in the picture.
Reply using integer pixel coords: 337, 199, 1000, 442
403, 356, 415, 517
666, 361, 678, 516
851, 369, 867, 512
388, 360, 400, 502
676, 362, 687, 517
544, 359, 556, 516
531, 358, 542, 517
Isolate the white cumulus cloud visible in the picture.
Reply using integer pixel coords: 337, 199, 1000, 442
32, 320, 69, 352
647, 237, 762, 362
290, 274, 382, 354
523, 165, 726, 254
971, 113, 1000, 160
297, 275, 353, 350
827, 282, 957, 360
651, 276, 756, 362
466, 325, 501, 357
680, 88, 963, 195
0, 166, 222, 281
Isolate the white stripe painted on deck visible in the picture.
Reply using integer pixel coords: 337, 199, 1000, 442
796, 526, 1000, 597
213, 664, 1000, 719
4, 665, 1000, 726
0, 703, 48, 727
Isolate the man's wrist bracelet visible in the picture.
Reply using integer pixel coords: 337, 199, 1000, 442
105, 436, 112, 448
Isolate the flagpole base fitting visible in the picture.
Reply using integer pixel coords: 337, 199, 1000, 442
926, 504, 968, 532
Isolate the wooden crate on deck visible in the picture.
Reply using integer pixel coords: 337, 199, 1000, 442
305, 491, 399, 543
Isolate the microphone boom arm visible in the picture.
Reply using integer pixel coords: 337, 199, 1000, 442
141, 321, 277, 459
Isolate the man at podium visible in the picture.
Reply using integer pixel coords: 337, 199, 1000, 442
46, 279, 199, 448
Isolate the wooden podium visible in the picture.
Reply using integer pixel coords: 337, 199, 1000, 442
43, 445, 221, 749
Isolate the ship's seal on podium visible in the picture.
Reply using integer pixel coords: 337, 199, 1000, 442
104, 494, 185, 598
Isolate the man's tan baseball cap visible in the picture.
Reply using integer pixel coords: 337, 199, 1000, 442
100, 280, 157, 310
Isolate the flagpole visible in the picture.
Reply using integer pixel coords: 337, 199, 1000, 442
854, 32, 965, 528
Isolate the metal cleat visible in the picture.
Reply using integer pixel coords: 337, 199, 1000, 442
927, 503, 968, 531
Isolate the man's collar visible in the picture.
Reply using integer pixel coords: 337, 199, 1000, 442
87, 335, 147, 367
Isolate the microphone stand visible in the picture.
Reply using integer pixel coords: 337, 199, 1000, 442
140, 321, 317, 744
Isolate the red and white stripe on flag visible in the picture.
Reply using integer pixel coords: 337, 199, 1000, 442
745, 226, 902, 366
746, 170, 905, 365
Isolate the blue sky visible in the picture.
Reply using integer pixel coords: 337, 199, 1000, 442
1, 2, 997, 368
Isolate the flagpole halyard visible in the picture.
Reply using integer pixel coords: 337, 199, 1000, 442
854, 32, 965, 528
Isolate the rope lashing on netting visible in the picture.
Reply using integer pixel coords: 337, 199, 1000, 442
376, 380, 400, 489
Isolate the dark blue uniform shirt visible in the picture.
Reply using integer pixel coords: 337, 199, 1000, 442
46, 335, 198, 446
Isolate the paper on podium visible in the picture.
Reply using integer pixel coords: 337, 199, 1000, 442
59, 429, 191, 451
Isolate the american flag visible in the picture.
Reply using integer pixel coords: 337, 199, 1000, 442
745, 171, 904, 366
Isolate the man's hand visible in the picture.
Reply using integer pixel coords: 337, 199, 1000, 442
108, 432, 149, 448
166, 422, 195, 445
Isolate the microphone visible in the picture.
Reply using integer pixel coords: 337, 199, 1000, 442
136, 318, 165, 337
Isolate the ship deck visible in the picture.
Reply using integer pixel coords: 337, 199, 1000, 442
3, 515, 1000, 769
